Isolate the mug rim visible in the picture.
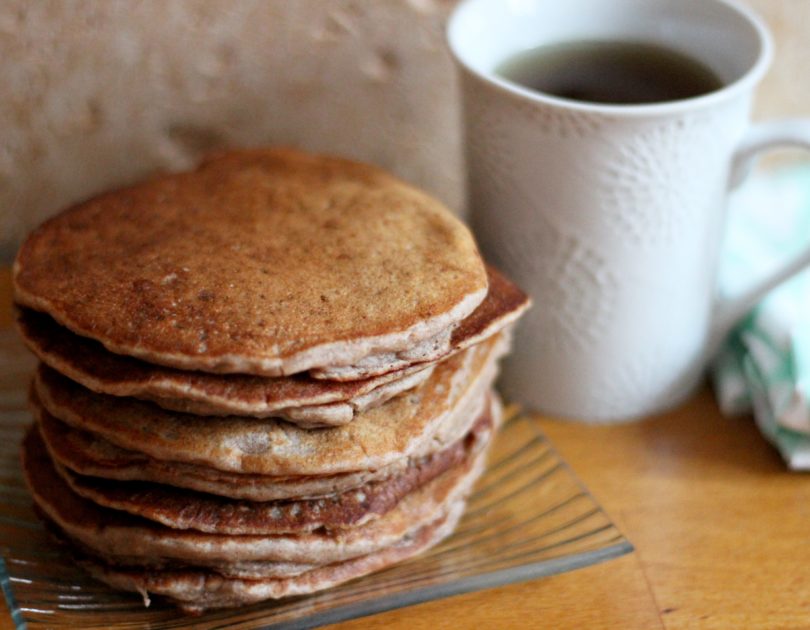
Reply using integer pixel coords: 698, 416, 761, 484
446, 0, 773, 117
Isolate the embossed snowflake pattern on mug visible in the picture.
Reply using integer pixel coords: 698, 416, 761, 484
466, 85, 618, 352
465, 79, 606, 142
595, 113, 734, 246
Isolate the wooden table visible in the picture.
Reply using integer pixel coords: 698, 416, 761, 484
1, 265, 807, 629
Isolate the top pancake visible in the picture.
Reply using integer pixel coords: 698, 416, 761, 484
13, 148, 488, 376
16, 266, 528, 424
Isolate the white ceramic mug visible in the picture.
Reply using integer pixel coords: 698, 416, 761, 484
448, 0, 810, 422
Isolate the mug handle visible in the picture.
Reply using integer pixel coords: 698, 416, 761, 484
710, 119, 810, 350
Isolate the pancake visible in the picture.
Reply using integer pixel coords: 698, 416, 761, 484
37, 408, 410, 501
18, 308, 433, 426
22, 419, 489, 566
53, 408, 491, 535
77, 503, 462, 613
13, 148, 488, 376
33, 333, 505, 476
310, 265, 529, 380
16, 266, 528, 422
74, 548, 323, 580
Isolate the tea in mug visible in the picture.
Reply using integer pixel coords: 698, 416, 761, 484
495, 40, 723, 105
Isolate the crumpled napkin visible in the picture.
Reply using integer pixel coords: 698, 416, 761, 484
712, 163, 810, 470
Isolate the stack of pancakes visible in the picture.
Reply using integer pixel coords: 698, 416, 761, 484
13, 149, 529, 613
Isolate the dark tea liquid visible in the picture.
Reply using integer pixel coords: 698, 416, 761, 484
495, 40, 723, 105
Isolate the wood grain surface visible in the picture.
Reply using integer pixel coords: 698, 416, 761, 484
1, 265, 807, 629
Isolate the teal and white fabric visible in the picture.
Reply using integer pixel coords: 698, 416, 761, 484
713, 163, 810, 469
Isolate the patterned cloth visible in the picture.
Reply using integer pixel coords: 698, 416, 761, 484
712, 163, 810, 469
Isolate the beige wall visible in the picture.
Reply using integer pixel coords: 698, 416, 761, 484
747, 0, 810, 120
0, 0, 807, 261
0, 0, 460, 261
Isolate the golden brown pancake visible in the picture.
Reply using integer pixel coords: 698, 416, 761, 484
22, 421, 489, 566
13, 148, 488, 376
37, 408, 411, 501
32, 334, 505, 476
16, 266, 528, 422
53, 409, 491, 535
76, 504, 462, 614
68, 545, 323, 580
309, 265, 529, 380
18, 308, 433, 426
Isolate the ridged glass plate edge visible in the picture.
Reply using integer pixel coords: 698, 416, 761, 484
261, 541, 633, 630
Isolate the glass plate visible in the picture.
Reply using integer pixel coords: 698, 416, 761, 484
0, 329, 632, 629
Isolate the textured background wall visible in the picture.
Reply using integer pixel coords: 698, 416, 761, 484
0, 0, 807, 261
0, 0, 460, 261
748, 0, 810, 120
